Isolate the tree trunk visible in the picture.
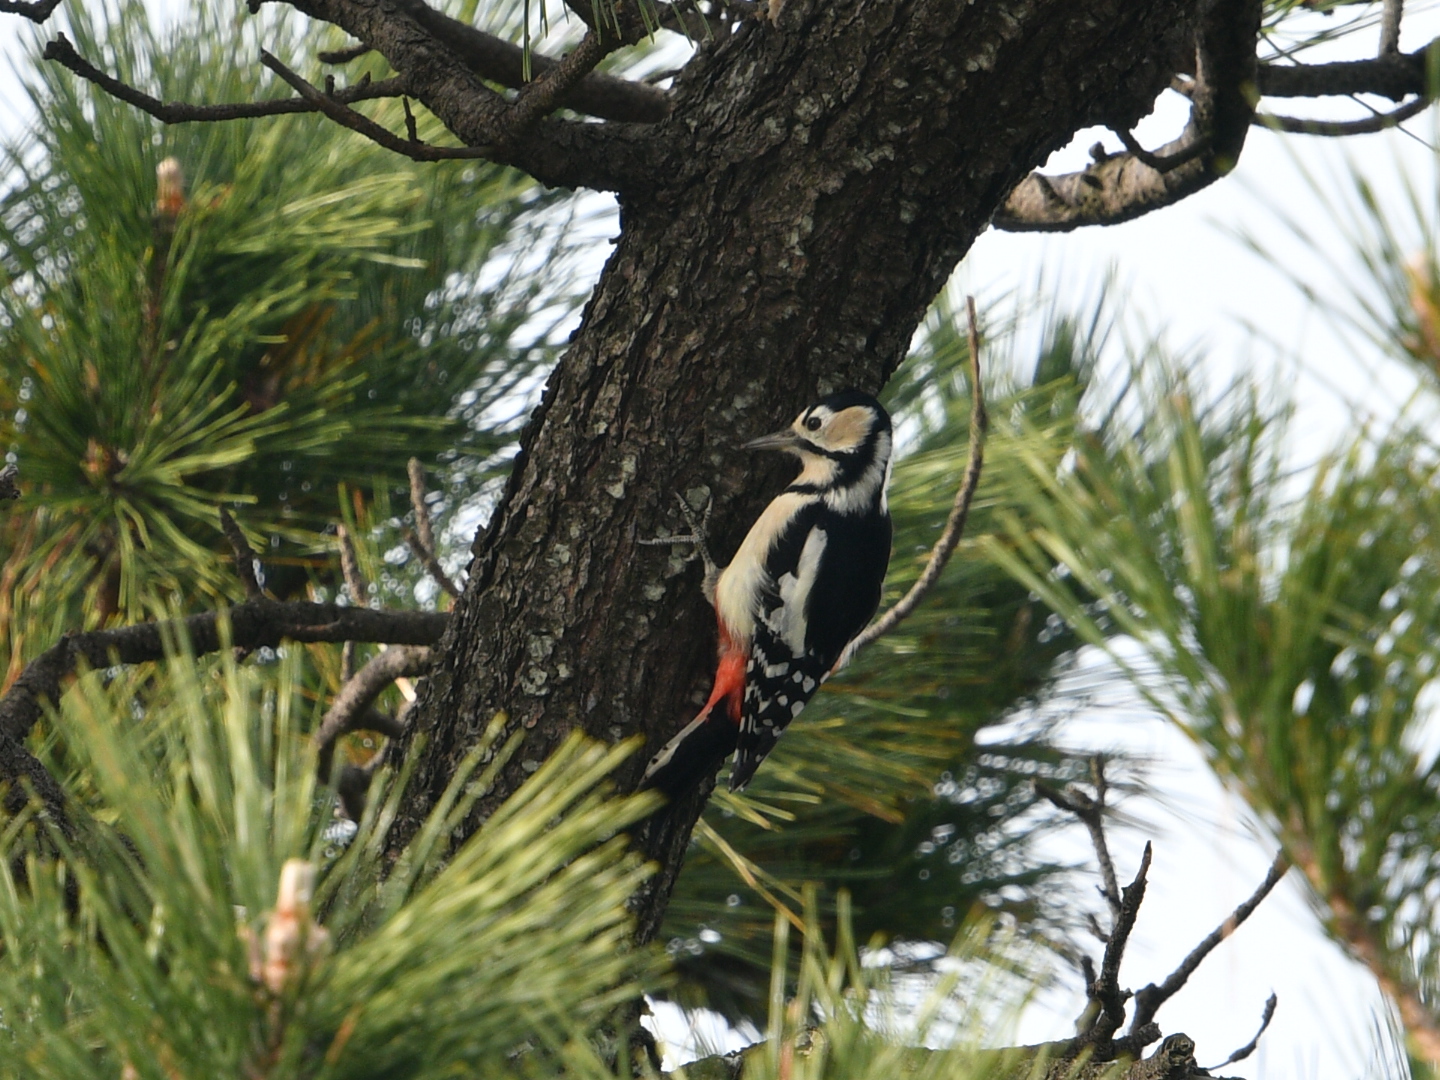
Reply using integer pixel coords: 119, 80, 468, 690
390, 0, 1202, 942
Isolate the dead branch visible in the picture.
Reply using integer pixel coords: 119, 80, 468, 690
219, 508, 263, 600
1088, 842, 1151, 1048
314, 644, 432, 780
335, 524, 369, 608
1037, 757, 1122, 921
1128, 852, 1288, 1034
42, 35, 407, 124
1205, 994, 1276, 1070
846, 295, 987, 656
404, 530, 461, 599
404, 459, 461, 600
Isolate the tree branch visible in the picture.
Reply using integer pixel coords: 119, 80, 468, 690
846, 296, 987, 656
403, 459, 461, 600
1129, 852, 1287, 1035
272, 0, 664, 192
1255, 95, 1430, 136
1257, 44, 1434, 101
504, 31, 613, 141
258, 49, 496, 161
41, 35, 407, 124
400, 0, 670, 123
1380, 0, 1404, 56
1037, 758, 1123, 921
0, 600, 448, 744
219, 508, 263, 600
1205, 994, 1276, 1071
314, 644, 432, 780
0, 0, 60, 21
994, 0, 1263, 231
1088, 842, 1152, 1049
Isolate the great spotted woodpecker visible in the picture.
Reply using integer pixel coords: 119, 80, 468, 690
644, 390, 893, 795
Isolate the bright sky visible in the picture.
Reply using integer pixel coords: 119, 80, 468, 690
2, 5, 1437, 1078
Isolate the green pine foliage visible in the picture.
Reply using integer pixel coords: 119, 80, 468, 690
989, 354, 1440, 1065
0, 2, 578, 644
1, 641, 662, 1079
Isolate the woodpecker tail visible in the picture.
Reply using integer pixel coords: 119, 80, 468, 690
642, 642, 746, 798
641, 702, 740, 798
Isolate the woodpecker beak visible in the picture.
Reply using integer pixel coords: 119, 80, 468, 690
743, 428, 802, 452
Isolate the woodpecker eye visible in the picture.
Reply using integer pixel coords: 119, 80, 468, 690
804, 415, 822, 432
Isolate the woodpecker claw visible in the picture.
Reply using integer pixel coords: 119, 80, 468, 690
639, 490, 719, 606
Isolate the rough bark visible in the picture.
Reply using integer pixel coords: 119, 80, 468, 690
386, 0, 1205, 942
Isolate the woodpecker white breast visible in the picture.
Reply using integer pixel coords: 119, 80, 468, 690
644, 390, 894, 795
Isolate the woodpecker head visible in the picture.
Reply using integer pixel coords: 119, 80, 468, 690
745, 390, 893, 510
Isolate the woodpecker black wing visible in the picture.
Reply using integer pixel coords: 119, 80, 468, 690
729, 507, 892, 791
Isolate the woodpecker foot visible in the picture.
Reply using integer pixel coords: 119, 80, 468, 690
640, 490, 719, 606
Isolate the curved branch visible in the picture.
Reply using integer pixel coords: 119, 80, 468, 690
846, 296, 987, 657
1255, 95, 1430, 136
1128, 852, 1287, 1036
314, 645, 433, 780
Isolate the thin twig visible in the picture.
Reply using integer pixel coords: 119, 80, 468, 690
42, 35, 406, 124
846, 295, 988, 656
336, 524, 369, 608
0, 463, 18, 502
405, 460, 462, 599
1380, 0, 1404, 55
218, 508, 263, 600
402, 96, 419, 143
314, 645, 432, 780
1110, 127, 1210, 173
1205, 993, 1277, 1070
318, 42, 372, 64
403, 531, 462, 600
1129, 851, 1288, 1034
259, 50, 495, 161
1256, 95, 1429, 135
408, 458, 438, 558
1036, 757, 1121, 919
